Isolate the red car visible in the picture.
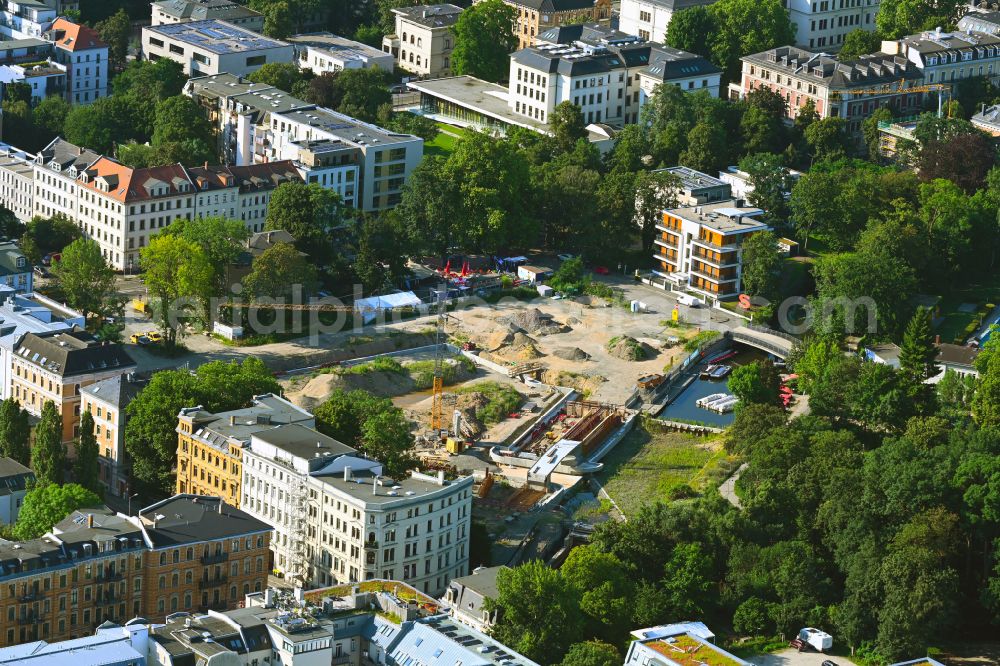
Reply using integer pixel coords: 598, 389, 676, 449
593, 266, 609, 275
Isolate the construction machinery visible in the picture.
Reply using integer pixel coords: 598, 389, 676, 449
832, 80, 953, 117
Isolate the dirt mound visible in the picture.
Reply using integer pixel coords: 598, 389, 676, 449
543, 370, 606, 397
484, 322, 523, 351
554, 347, 591, 361
286, 369, 415, 410
488, 331, 544, 362
606, 335, 652, 361
500, 308, 569, 335
566, 316, 581, 325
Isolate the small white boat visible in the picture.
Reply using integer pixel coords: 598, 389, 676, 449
696, 393, 728, 408
708, 396, 740, 413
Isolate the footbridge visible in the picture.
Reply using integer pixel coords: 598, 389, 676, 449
729, 324, 799, 359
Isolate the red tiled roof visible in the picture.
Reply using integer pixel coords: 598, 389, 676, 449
50, 18, 107, 52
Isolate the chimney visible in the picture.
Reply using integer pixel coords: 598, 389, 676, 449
344, 466, 351, 481
86, 513, 93, 528
229, 415, 237, 426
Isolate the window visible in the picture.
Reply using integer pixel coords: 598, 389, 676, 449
168, 43, 184, 56
246, 55, 267, 67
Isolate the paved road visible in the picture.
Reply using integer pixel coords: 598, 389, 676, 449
751, 649, 851, 666
719, 462, 747, 509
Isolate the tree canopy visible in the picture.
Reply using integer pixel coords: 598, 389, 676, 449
451, 0, 518, 82
12, 484, 101, 541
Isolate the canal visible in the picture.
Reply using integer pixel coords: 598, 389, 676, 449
658, 347, 773, 427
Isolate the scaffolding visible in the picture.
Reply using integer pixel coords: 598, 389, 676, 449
285, 473, 310, 584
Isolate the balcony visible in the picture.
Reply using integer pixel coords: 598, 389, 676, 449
201, 551, 229, 565
691, 249, 738, 267
198, 576, 229, 590
95, 595, 120, 606
18, 591, 44, 603
654, 236, 678, 250
689, 265, 737, 283
17, 612, 45, 625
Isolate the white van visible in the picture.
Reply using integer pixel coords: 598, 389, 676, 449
676, 293, 705, 308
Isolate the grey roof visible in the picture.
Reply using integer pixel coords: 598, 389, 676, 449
508, 0, 599, 11
514, 36, 714, 79
616, 0, 713, 9
742, 46, 921, 88
973, 102, 1000, 129
16, 328, 135, 378
658, 166, 728, 191
179, 393, 314, 452
80, 373, 146, 409
642, 46, 720, 81
36, 136, 100, 173
390, 615, 540, 666
668, 199, 769, 234
448, 566, 505, 601
252, 423, 356, 459
53, 506, 142, 546
311, 468, 472, 506
536, 23, 635, 45
0, 241, 29, 277
936, 343, 979, 368
957, 10, 1000, 34
278, 106, 419, 145
145, 19, 290, 55
152, 612, 273, 658
153, 0, 263, 22
0, 457, 34, 496
248, 229, 296, 255
0, 627, 145, 666
286, 31, 389, 61
138, 495, 271, 547
393, 4, 463, 29
898, 28, 1000, 55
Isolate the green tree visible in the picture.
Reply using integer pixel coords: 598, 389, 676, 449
862, 106, 894, 158
310, 68, 391, 122
151, 95, 216, 165
635, 170, 680, 252
708, 0, 796, 80
550, 101, 587, 153
876, 0, 963, 39
264, 182, 344, 264
728, 360, 781, 406
805, 117, 849, 162
95, 9, 130, 72
561, 545, 633, 641
560, 641, 620, 666
32, 401, 65, 486
0, 397, 30, 465
838, 28, 882, 60
260, 0, 295, 38
659, 542, 715, 618
899, 307, 938, 382
32, 95, 70, 137
680, 121, 726, 173
359, 407, 416, 477
139, 234, 214, 343
73, 410, 100, 493
248, 62, 307, 92
741, 87, 788, 156
124, 358, 280, 494
243, 241, 318, 300
354, 213, 410, 293
397, 156, 462, 256
918, 131, 996, 194
973, 344, 1000, 428
741, 230, 781, 300
163, 216, 250, 295
738, 153, 792, 226
12, 483, 101, 540
451, 0, 518, 82
21, 214, 81, 263
488, 561, 585, 664
51, 238, 116, 320
664, 5, 716, 58
0, 204, 25, 241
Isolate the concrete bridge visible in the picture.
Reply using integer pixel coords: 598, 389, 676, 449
729, 324, 799, 359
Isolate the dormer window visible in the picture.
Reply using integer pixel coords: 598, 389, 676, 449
15, 257, 25, 269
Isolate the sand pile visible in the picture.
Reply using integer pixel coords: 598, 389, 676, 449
485, 323, 522, 351
606, 336, 650, 361
284, 370, 414, 410
500, 308, 568, 336
554, 347, 591, 361
543, 370, 606, 396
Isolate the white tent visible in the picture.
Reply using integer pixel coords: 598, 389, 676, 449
354, 291, 423, 324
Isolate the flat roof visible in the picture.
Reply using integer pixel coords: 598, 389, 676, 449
279, 106, 419, 146
407, 76, 547, 133
660, 166, 728, 191
145, 19, 290, 55
252, 423, 356, 459
667, 200, 768, 235
311, 469, 471, 506
638, 633, 749, 666
286, 31, 389, 61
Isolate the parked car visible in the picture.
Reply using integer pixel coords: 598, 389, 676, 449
145, 330, 164, 343
129, 334, 150, 345
822, 661, 839, 666
593, 265, 609, 275
676, 293, 705, 308
390, 83, 408, 94
556, 253, 576, 262
33, 265, 49, 278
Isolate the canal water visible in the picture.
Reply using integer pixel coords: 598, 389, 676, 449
658, 348, 773, 427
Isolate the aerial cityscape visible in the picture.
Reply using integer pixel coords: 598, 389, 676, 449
0, 0, 994, 665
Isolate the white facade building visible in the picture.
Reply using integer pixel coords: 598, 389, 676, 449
46, 18, 109, 105
0, 0, 56, 41
787, 0, 880, 51
241, 423, 473, 596
382, 4, 462, 78
151, 0, 266, 32
882, 27, 1000, 87
0, 145, 36, 222
0, 456, 35, 525
619, 0, 716, 42
288, 32, 395, 73
142, 19, 294, 77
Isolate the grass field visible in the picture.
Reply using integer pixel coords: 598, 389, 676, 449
424, 122, 471, 157
598, 420, 734, 517
934, 273, 1000, 343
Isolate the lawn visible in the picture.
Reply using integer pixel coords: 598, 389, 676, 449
598, 420, 735, 518
424, 122, 470, 157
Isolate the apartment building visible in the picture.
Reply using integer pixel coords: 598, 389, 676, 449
882, 27, 1000, 87
11, 328, 135, 443
0, 457, 34, 525
0, 144, 34, 221
29, 138, 302, 270
184, 73, 422, 212
494, 0, 612, 48
174, 393, 315, 508
652, 199, 770, 300
46, 18, 109, 105
787, 0, 879, 51
0, 0, 57, 41
287, 32, 394, 73
382, 4, 462, 78
142, 19, 294, 77
509, 24, 719, 125
440, 565, 506, 632
0, 287, 84, 400
619, 0, 714, 42
151, 0, 266, 32
624, 625, 749, 666
958, 9, 1000, 35
80, 373, 147, 498
0, 495, 271, 649
655, 166, 732, 206
738, 46, 923, 133
240, 422, 473, 595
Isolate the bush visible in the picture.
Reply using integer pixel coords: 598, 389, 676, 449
733, 597, 773, 635
340, 357, 406, 375
684, 330, 721, 352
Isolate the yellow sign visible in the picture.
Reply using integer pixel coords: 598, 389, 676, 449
672, 306, 679, 322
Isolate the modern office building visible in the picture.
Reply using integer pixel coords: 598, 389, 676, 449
151, 0, 266, 32
382, 4, 462, 78
654, 166, 732, 206
619, 0, 714, 43
240, 422, 474, 596
142, 19, 294, 77
80, 373, 147, 498
0, 0, 57, 41
0, 495, 271, 649
11, 327, 136, 444
184, 73, 423, 211
652, 199, 770, 300
287, 32, 394, 73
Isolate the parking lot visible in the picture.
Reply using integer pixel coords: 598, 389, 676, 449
752, 649, 854, 666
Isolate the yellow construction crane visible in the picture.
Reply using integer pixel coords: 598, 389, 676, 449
430, 282, 447, 434
833, 80, 953, 116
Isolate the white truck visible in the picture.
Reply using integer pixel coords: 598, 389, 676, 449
675, 293, 705, 308
797, 628, 833, 652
